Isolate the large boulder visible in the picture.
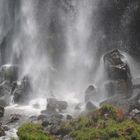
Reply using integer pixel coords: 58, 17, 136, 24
103, 49, 132, 96
46, 97, 68, 112
85, 85, 97, 103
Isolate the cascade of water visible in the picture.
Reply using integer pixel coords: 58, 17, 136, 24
10, 0, 99, 104
11, 0, 50, 98
54, 0, 98, 102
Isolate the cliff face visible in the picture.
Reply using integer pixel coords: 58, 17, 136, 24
97, 0, 140, 60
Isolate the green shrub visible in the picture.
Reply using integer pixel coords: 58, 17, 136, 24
62, 104, 140, 140
17, 123, 54, 140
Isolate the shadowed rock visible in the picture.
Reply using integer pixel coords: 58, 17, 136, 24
103, 49, 132, 96
0, 106, 4, 117
47, 98, 68, 112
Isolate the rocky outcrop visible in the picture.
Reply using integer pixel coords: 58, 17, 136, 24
85, 85, 97, 102
104, 49, 132, 97
46, 97, 68, 112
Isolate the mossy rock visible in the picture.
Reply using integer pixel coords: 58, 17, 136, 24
17, 123, 54, 140
61, 104, 140, 140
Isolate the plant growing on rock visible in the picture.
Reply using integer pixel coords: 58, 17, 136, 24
59, 104, 140, 140
17, 123, 54, 140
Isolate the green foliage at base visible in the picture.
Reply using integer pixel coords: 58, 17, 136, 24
62, 104, 140, 140
17, 123, 53, 140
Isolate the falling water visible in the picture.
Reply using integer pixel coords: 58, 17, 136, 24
9, 0, 99, 103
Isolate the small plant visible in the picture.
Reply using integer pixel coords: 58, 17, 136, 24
99, 104, 117, 119
17, 123, 54, 140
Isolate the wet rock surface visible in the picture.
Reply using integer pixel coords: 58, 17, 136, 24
0, 64, 32, 106
12, 76, 31, 104
104, 49, 132, 96
85, 85, 97, 103
0, 106, 4, 117
47, 97, 68, 112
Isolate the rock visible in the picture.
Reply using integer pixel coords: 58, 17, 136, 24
66, 115, 73, 120
85, 85, 97, 103
86, 101, 97, 111
6, 114, 21, 124
103, 49, 132, 96
37, 114, 47, 121
0, 124, 9, 137
49, 125, 71, 136
42, 120, 50, 127
0, 81, 12, 106
0, 126, 5, 137
2, 125, 10, 131
47, 98, 68, 112
47, 98, 57, 112
56, 100, 68, 111
13, 76, 31, 104
0, 64, 18, 83
0, 106, 4, 117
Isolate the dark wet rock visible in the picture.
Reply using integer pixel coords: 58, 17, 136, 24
2, 125, 9, 131
66, 115, 73, 120
13, 76, 31, 104
49, 124, 71, 136
42, 120, 50, 127
103, 49, 132, 96
0, 64, 18, 83
56, 100, 68, 111
6, 114, 21, 124
104, 79, 132, 97
0, 81, 12, 106
86, 101, 97, 111
29, 115, 37, 122
38, 112, 64, 125
47, 98, 68, 112
0, 106, 4, 117
0, 126, 5, 137
37, 114, 47, 121
85, 85, 97, 103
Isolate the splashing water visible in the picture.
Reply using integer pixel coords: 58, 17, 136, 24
10, 0, 100, 104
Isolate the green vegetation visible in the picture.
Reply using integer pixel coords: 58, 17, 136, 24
17, 123, 54, 140
10, 104, 140, 140
61, 104, 140, 140
10, 138, 17, 140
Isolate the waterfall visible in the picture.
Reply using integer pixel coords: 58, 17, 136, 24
8, 0, 99, 102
